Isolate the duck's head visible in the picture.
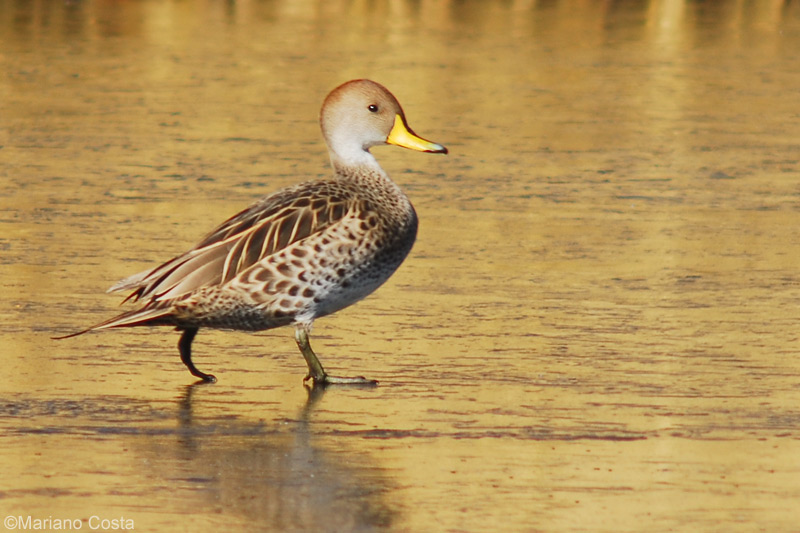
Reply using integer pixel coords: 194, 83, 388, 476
320, 79, 447, 169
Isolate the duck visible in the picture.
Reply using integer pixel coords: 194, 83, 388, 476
57, 79, 448, 386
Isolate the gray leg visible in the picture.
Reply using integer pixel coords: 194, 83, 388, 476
294, 326, 377, 386
178, 328, 216, 383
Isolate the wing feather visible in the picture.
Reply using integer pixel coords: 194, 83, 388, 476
111, 181, 354, 304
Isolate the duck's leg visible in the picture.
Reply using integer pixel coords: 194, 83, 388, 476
178, 327, 217, 383
294, 326, 377, 386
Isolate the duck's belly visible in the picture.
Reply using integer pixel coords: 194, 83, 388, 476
310, 259, 403, 319
295, 229, 416, 324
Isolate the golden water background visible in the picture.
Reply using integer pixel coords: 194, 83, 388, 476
2, 1, 800, 531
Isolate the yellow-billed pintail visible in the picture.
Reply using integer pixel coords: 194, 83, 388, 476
57, 79, 448, 386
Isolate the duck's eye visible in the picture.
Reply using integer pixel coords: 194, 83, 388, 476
367, 104, 379, 113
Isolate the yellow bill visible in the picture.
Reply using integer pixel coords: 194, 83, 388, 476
386, 114, 448, 154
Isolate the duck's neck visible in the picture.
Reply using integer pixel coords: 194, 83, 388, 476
329, 148, 415, 227
329, 147, 389, 180
328, 148, 412, 209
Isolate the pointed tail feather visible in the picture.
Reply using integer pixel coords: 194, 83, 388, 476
107, 268, 153, 294
52, 307, 175, 340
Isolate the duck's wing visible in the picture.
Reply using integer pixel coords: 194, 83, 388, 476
111, 181, 354, 304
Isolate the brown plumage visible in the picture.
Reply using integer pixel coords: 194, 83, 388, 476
57, 79, 447, 385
